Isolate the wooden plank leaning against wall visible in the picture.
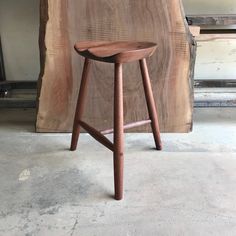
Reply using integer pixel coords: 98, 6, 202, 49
37, 0, 196, 133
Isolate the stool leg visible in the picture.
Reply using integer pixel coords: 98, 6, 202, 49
139, 59, 162, 150
71, 58, 91, 151
113, 63, 124, 200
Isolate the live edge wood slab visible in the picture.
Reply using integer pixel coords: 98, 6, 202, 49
37, 0, 196, 133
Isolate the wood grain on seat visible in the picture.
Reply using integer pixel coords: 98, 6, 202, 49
74, 41, 157, 63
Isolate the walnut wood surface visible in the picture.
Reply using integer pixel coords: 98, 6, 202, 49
37, 0, 196, 133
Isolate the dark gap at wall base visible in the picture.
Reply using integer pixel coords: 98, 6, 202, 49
195, 80, 236, 88
0, 81, 37, 108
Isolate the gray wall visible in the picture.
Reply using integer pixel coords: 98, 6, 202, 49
183, 0, 236, 14
0, 0, 39, 81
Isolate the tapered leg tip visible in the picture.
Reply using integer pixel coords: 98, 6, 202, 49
115, 195, 123, 201
70, 146, 77, 151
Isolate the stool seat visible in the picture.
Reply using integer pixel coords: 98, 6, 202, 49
74, 41, 157, 63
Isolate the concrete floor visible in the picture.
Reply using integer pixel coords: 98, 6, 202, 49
0, 108, 236, 236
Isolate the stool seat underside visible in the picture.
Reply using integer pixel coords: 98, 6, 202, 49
74, 41, 157, 63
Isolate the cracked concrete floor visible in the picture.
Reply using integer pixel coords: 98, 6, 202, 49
0, 108, 236, 236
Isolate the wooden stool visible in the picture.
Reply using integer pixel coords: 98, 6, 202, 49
71, 41, 162, 200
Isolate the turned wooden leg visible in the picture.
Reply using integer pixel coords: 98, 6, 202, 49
113, 63, 124, 200
139, 59, 162, 150
70, 58, 91, 151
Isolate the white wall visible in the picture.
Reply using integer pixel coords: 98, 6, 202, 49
194, 39, 236, 80
0, 0, 40, 81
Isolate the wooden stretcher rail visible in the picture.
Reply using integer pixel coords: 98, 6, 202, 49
79, 121, 114, 151
101, 119, 152, 135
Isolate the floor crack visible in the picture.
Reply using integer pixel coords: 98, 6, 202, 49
70, 218, 78, 236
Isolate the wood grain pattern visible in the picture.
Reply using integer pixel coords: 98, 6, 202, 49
37, 0, 196, 133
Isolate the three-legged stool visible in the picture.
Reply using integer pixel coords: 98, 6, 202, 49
70, 41, 162, 200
